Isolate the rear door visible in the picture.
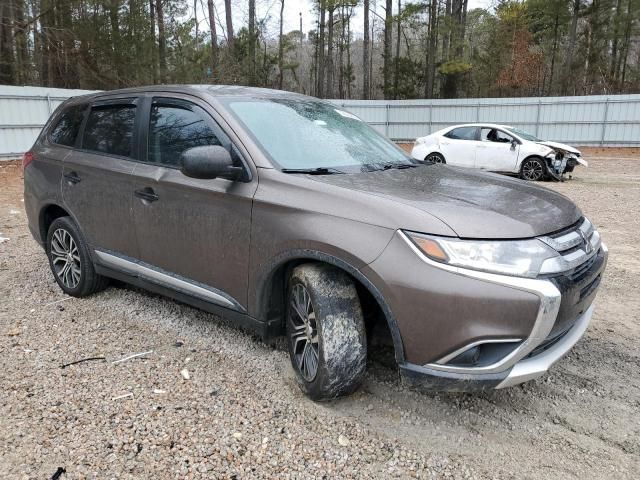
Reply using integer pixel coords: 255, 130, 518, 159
440, 126, 479, 168
62, 98, 140, 258
476, 127, 520, 172
130, 94, 257, 311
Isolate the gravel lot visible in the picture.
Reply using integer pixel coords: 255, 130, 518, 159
1, 153, 639, 479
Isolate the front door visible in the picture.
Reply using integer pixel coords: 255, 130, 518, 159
440, 126, 479, 168
131, 95, 257, 311
476, 127, 520, 172
62, 98, 140, 258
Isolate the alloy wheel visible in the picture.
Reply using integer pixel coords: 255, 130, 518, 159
50, 228, 81, 289
522, 159, 544, 180
288, 284, 320, 381
426, 153, 444, 164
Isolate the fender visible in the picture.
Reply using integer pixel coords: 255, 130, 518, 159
254, 248, 406, 363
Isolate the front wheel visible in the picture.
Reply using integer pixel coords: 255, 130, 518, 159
286, 264, 367, 401
520, 157, 546, 181
425, 152, 446, 164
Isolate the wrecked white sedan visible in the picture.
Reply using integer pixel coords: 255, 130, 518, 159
411, 123, 587, 181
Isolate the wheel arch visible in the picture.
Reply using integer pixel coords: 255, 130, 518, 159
39, 203, 71, 244
254, 249, 405, 364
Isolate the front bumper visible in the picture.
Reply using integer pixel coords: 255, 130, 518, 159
400, 304, 594, 391
364, 230, 607, 391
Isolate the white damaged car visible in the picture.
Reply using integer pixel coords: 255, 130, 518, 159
411, 123, 588, 181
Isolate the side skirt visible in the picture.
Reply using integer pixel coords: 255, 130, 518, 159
93, 255, 280, 339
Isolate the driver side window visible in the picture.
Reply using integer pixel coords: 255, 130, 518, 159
148, 102, 222, 167
481, 128, 514, 144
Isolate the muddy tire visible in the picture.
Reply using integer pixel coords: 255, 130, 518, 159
286, 263, 367, 401
46, 216, 109, 297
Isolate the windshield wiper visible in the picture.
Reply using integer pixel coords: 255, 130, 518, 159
376, 163, 419, 171
281, 167, 344, 175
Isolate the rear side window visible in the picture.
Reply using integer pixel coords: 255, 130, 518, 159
49, 105, 85, 146
83, 104, 136, 157
148, 103, 222, 167
445, 126, 478, 140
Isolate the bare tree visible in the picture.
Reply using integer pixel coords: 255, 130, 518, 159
156, 0, 167, 82
207, 0, 218, 78
224, 0, 234, 51
278, 0, 285, 89
363, 0, 370, 99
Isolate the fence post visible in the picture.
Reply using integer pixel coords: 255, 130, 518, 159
600, 97, 610, 146
476, 103, 480, 122
46, 94, 52, 115
428, 102, 433, 134
385, 104, 390, 137
535, 99, 542, 136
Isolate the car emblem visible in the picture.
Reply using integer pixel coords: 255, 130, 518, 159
578, 230, 592, 254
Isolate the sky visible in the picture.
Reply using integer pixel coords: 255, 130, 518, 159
193, 0, 496, 41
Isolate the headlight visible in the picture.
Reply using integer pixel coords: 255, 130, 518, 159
405, 231, 560, 278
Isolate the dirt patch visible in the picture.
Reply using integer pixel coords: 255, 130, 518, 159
1, 157, 639, 478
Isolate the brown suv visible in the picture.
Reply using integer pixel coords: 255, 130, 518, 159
24, 86, 607, 400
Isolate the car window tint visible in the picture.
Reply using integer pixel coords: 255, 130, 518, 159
445, 127, 477, 140
49, 105, 85, 146
83, 105, 136, 157
148, 104, 222, 167
481, 128, 514, 143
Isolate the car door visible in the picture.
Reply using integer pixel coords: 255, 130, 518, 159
439, 126, 480, 168
130, 95, 257, 312
476, 127, 520, 172
62, 97, 140, 258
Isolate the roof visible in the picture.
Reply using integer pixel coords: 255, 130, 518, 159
63, 84, 310, 105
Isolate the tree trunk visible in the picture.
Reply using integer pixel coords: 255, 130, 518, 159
562, 0, 580, 95
278, 0, 285, 89
0, 0, 15, 85
548, 13, 559, 95
325, 6, 335, 98
207, 0, 218, 80
383, 0, 392, 98
363, 0, 370, 99
425, 0, 437, 98
248, 0, 256, 84
150, 0, 158, 83
394, 0, 401, 99
224, 0, 234, 50
316, 2, 326, 97
156, 0, 167, 83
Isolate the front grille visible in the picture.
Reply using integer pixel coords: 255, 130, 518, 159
538, 218, 602, 275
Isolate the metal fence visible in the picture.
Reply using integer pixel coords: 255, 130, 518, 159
2, 87, 639, 159
331, 94, 640, 145
0, 86, 97, 159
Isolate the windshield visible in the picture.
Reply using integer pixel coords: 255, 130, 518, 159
506, 127, 541, 142
224, 98, 416, 172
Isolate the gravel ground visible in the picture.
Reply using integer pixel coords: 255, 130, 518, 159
1, 155, 639, 479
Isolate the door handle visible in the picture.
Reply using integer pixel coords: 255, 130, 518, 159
134, 187, 159, 203
64, 171, 81, 184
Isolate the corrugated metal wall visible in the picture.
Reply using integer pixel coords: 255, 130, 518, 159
0, 86, 97, 159
331, 95, 640, 145
1, 87, 639, 159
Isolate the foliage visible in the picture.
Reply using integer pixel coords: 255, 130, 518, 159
0, 0, 638, 99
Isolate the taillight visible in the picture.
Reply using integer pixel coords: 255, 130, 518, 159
23, 151, 34, 170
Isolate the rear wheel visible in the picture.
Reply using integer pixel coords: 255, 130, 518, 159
46, 217, 109, 297
286, 264, 367, 401
520, 157, 546, 181
425, 152, 446, 164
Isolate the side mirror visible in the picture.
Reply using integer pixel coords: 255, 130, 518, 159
180, 145, 243, 181
511, 139, 519, 149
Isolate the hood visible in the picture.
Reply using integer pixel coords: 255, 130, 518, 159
537, 140, 581, 155
309, 165, 582, 239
